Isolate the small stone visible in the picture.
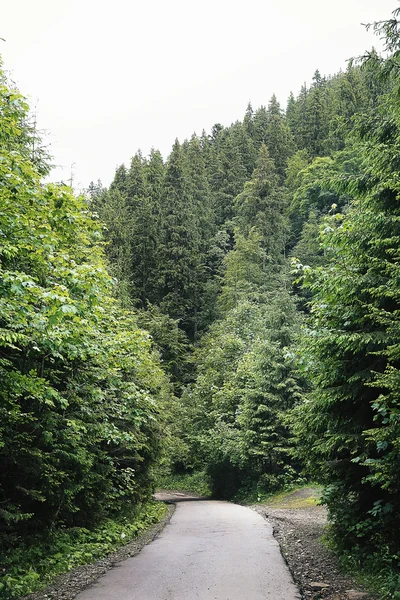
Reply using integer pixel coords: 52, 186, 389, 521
346, 591, 369, 599
310, 582, 330, 590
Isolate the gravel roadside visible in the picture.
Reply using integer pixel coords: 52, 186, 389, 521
251, 488, 375, 600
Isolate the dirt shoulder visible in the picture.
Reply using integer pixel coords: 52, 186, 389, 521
252, 487, 374, 600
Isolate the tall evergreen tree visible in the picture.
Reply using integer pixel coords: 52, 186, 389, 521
234, 144, 287, 267
209, 130, 248, 226
126, 150, 146, 201
157, 140, 204, 338
264, 95, 295, 180
109, 163, 128, 196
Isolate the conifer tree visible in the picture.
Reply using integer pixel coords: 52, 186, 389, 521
229, 121, 257, 177
264, 95, 295, 180
126, 150, 146, 201
306, 71, 330, 157
109, 163, 128, 195
209, 130, 248, 226
157, 140, 204, 337
289, 84, 310, 151
253, 105, 269, 148
243, 101, 255, 138
285, 92, 297, 135
183, 135, 217, 335
234, 144, 287, 267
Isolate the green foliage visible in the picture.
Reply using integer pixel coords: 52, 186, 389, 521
294, 75, 400, 559
285, 63, 388, 158
235, 144, 287, 252
0, 63, 51, 175
136, 305, 191, 387
209, 126, 249, 226
0, 66, 170, 561
263, 95, 295, 181
0, 501, 166, 599
287, 149, 358, 242
154, 471, 211, 497
177, 146, 304, 496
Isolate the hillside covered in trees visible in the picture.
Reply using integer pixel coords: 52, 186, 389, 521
2, 6, 400, 599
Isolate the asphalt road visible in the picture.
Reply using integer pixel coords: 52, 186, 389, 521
75, 494, 300, 600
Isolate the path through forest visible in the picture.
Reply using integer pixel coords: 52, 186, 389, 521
74, 493, 300, 600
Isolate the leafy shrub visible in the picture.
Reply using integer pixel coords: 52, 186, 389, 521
0, 501, 166, 599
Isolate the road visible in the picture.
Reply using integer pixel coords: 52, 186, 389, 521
75, 493, 300, 600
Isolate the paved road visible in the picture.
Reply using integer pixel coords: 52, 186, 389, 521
75, 494, 300, 600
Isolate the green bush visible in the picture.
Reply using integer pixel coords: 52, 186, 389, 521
0, 501, 167, 600
155, 470, 211, 497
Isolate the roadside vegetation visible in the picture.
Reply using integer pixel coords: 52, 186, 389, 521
155, 471, 212, 498
1, 502, 166, 599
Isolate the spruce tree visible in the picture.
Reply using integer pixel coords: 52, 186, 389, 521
234, 144, 287, 267
109, 163, 128, 196
209, 130, 248, 227
126, 150, 146, 201
157, 140, 204, 338
264, 95, 295, 181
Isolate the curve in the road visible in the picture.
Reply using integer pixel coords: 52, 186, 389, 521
75, 498, 300, 600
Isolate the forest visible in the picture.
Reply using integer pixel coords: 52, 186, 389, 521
1, 7, 400, 600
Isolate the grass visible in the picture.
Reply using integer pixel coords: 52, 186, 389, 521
0, 500, 167, 600
336, 549, 400, 600
264, 486, 322, 508
230, 480, 321, 506
155, 470, 212, 497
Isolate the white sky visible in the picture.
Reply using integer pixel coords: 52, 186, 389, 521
2, 0, 397, 190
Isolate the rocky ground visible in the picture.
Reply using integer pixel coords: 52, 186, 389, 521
252, 487, 375, 600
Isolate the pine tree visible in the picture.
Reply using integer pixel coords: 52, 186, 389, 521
234, 144, 287, 266
126, 150, 146, 201
157, 140, 204, 337
109, 163, 128, 196
264, 95, 295, 180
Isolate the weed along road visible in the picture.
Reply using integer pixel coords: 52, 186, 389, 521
75, 493, 300, 600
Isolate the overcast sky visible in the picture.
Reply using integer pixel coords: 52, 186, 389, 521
2, 0, 397, 190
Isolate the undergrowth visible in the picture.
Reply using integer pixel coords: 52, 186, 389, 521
320, 522, 400, 599
232, 480, 315, 505
155, 470, 211, 497
0, 500, 167, 600
336, 547, 400, 600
